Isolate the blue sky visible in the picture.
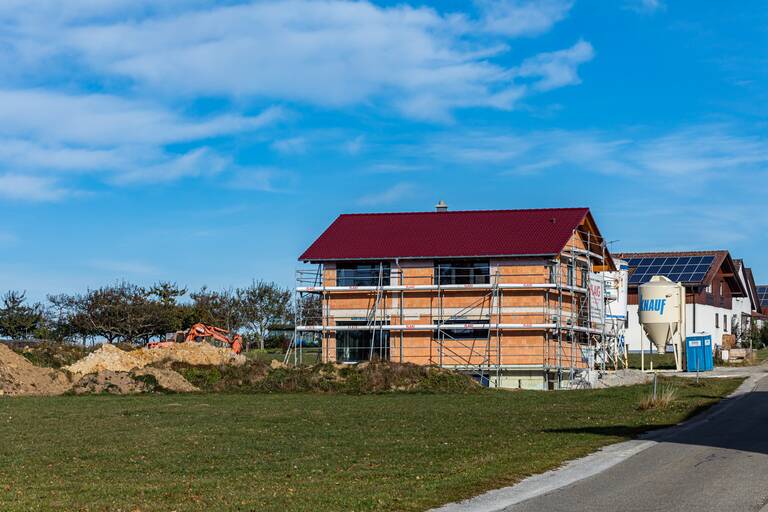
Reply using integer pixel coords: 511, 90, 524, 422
0, 0, 767, 300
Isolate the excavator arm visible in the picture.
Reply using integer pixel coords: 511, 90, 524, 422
184, 323, 243, 354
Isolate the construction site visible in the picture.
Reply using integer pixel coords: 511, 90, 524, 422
293, 206, 631, 390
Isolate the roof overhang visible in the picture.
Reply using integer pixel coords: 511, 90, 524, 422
303, 253, 559, 264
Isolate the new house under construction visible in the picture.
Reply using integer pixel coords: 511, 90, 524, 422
295, 205, 622, 389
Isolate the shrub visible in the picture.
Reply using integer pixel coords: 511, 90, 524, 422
639, 384, 678, 410
170, 360, 480, 394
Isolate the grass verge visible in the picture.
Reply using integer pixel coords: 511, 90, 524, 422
0, 377, 741, 511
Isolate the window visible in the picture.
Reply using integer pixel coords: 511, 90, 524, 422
336, 262, 390, 286
723, 314, 727, 332
567, 266, 574, 286
434, 260, 490, 285
335, 321, 389, 362
715, 314, 719, 328
581, 268, 588, 288
706, 283, 712, 294
438, 319, 489, 340
719, 282, 723, 297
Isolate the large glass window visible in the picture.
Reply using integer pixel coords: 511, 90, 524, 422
434, 260, 490, 285
336, 262, 391, 286
438, 319, 489, 340
335, 321, 390, 362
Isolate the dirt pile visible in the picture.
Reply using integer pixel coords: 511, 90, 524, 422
69, 367, 200, 394
134, 367, 199, 393
70, 370, 151, 395
64, 343, 245, 376
175, 359, 481, 394
8, 341, 89, 368
595, 369, 652, 388
0, 344, 72, 396
150, 342, 246, 367
65, 344, 150, 375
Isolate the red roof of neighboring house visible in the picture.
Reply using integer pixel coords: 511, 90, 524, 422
299, 207, 593, 261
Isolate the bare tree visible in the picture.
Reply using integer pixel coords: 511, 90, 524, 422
237, 280, 292, 350
190, 287, 243, 335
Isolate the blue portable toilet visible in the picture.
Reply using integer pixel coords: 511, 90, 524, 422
686, 334, 713, 372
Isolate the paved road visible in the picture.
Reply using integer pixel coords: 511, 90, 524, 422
506, 375, 768, 512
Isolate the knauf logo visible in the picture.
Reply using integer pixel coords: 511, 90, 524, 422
639, 297, 666, 315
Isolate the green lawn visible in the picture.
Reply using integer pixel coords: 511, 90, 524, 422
627, 352, 678, 370
244, 348, 322, 365
0, 378, 741, 512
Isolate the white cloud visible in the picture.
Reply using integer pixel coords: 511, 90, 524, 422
477, 0, 574, 37
516, 40, 594, 91
226, 166, 295, 192
425, 124, 768, 182
271, 137, 307, 155
0, 0, 589, 199
0, 89, 282, 147
624, 0, 665, 14
0, 174, 72, 201
0, 89, 282, 190
110, 147, 229, 185
343, 135, 366, 156
627, 126, 768, 177
0, 1, 587, 122
357, 182, 415, 206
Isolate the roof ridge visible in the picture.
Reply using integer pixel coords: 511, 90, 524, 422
617, 250, 728, 256
339, 207, 590, 217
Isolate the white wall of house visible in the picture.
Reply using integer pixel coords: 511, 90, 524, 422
626, 302, 735, 352
733, 265, 763, 334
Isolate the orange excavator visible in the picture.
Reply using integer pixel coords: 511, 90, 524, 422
148, 323, 243, 354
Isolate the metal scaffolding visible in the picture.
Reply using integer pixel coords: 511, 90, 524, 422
291, 228, 621, 389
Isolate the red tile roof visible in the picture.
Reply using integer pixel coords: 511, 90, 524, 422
299, 207, 591, 261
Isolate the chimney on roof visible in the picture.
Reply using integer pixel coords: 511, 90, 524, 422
435, 200, 448, 212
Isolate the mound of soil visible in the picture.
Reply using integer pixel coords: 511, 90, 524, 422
595, 369, 652, 388
175, 359, 481, 394
150, 342, 246, 368
70, 367, 199, 395
0, 344, 72, 396
70, 370, 151, 395
65, 343, 245, 376
8, 341, 90, 369
65, 344, 149, 375
133, 367, 199, 393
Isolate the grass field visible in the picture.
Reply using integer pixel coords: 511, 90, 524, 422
627, 352, 678, 370
0, 378, 741, 512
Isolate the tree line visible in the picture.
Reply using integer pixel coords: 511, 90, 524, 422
0, 280, 305, 350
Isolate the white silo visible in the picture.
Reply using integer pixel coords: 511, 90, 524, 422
638, 275, 686, 371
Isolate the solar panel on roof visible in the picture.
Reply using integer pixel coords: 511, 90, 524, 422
758, 285, 768, 307
625, 255, 716, 285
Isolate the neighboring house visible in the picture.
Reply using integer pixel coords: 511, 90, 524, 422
733, 260, 764, 336
297, 206, 615, 390
758, 285, 768, 319
616, 250, 748, 352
